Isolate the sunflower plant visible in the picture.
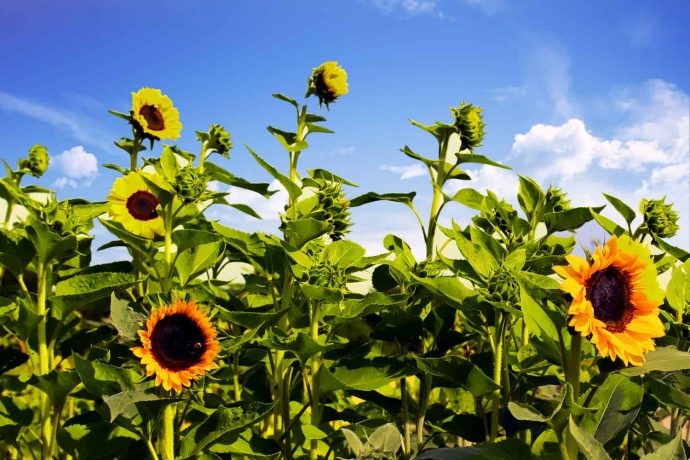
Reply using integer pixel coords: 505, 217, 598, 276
0, 63, 689, 460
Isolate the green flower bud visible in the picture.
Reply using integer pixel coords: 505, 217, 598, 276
640, 197, 679, 239
305, 61, 349, 107
481, 199, 516, 237
19, 144, 50, 178
487, 269, 519, 304
545, 186, 571, 213
197, 124, 232, 158
174, 167, 209, 203
451, 102, 486, 151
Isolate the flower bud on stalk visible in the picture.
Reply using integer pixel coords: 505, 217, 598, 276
19, 144, 49, 177
451, 102, 486, 151
640, 197, 679, 239
198, 124, 232, 158
174, 167, 209, 203
545, 186, 571, 213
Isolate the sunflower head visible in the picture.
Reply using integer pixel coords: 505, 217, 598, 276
107, 172, 165, 239
131, 300, 220, 393
197, 124, 233, 159
131, 88, 182, 140
306, 61, 349, 107
545, 186, 571, 213
19, 144, 50, 178
554, 235, 665, 366
451, 102, 486, 151
640, 197, 679, 239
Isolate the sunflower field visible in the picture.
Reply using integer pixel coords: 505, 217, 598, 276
1, 62, 689, 460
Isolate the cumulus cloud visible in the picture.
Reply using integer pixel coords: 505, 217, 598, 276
52, 146, 99, 188
511, 79, 689, 246
380, 164, 427, 180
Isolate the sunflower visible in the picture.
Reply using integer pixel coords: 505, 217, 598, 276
554, 235, 665, 366
107, 172, 165, 239
306, 61, 349, 105
131, 88, 182, 140
131, 300, 221, 393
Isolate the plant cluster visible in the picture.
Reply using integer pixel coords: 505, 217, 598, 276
0, 62, 689, 460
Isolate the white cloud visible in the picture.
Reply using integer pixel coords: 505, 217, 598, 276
52, 145, 99, 188
510, 79, 689, 247
525, 43, 578, 120
369, 0, 439, 15
0, 91, 113, 152
380, 164, 427, 180
490, 85, 527, 103
330, 145, 356, 156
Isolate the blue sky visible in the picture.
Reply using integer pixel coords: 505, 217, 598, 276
1, 0, 688, 260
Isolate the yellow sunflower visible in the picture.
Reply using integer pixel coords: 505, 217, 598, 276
107, 172, 165, 239
131, 88, 182, 140
131, 300, 221, 393
307, 61, 349, 105
554, 235, 665, 366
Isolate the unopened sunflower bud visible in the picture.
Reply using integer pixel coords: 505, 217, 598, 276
197, 124, 232, 158
545, 186, 571, 213
305, 61, 349, 107
451, 102, 486, 151
19, 144, 50, 177
488, 269, 519, 304
174, 167, 209, 203
640, 197, 679, 239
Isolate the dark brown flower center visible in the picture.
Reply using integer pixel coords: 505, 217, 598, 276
150, 313, 207, 371
126, 190, 159, 221
139, 104, 165, 131
586, 266, 633, 333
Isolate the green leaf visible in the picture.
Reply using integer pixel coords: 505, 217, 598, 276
325, 240, 367, 269
518, 286, 562, 365
349, 191, 416, 208
342, 428, 364, 457
619, 346, 690, 376
446, 188, 484, 210
228, 202, 262, 219
568, 417, 612, 460
0, 231, 35, 276
272, 92, 299, 108
602, 193, 636, 225
172, 229, 221, 253
25, 215, 78, 264
246, 146, 301, 201
110, 294, 146, 340
204, 161, 274, 198
326, 357, 413, 392
159, 146, 179, 180
283, 218, 331, 248
640, 433, 687, 460
0, 396, 33, 441
31, 370, 80, 405
652, 234, 690, 262
581, 373, 644, 446
411, 275, 475, 305
218, 309, 287, 330
646, 378, 690, 411
102, 390, 159, 422
302, 424, 328, 440
456, 153, 511, 169
414, 356, 498, 396
175, 241, 224, 286
178, 402, 275, 459
667, 261, 690, 315
544, 206, 604, 232
300, 284, 343, 303
52, 272, 137, 318
518, 176, 545, 220
401, 145, 434, 167
307, 168, 358, 187
0, 346, 29, 375
261, 330, 325, 364
99, 218, 152, 255
591, 211, 626, 237
74, 356, 139, 396
364, 423, 402, 455
452, 229, 499, 278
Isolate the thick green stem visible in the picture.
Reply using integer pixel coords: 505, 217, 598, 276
565, 334, 582, 460
401, 378, 411, 458
416, 374, 431, 451
160, 403, 175, 460
490, 314, 508, 442
309, 302, 321, 460
35, 261, 53, 460
426, 185, 444, 258
130, 136, 142, 170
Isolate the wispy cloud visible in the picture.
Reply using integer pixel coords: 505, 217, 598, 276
459, 0, 503, 15
490, 85, 528, 103
369, 0, 440, 16
528, 43, 578, 120
380, 164, 427, 179
0, 91, 114, 152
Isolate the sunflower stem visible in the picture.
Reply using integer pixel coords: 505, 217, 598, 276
401, 377, 411, 459
490, 313, 508, 442
35, 260, 54, 460
309, 301, 321, 460
565, 334, 582, 460
160, 403, 175, 460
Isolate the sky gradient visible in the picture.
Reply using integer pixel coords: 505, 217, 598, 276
1, 0, 688, 261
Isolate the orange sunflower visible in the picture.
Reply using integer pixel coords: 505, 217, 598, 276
554, 234, 665, 366
131, 300, 221, 392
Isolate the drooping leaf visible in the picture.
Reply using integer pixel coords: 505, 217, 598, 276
619, 346, 690, 376
110, 294, 146, 340
350, 191, 417, 208
415, 356, 498, 396
568, 417, 612, 460
640, 433, 687, 460
52, 272, 137, 318
544, 206, 604, 232
102, 390, 159, 422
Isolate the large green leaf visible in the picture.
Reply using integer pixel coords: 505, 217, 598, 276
640, 433, 687, 460
30, 370, 80, 405
412, 275, 475, 305
109, 294, 146, 340
619, 346, 690, 376
602, 193, 636, 225
591, 211, 626, 237
0, 231, 35, 276
518, 286, 562, 365
452, 229, 498, 278
172, 229, 221, 253
260, 330, 326, 364
102, 390, 159, 422
517, 175, 545, 220
568, 417, 611, 460
414, 356, 498, 396
52, 272, 137, 318
175, 241, 224, 286
246, 146, 301, 201
544, 206, 604, 232
666, 261, 690, 315
74, 356, 139, 396
0, 396, 33, 441
446, 188, 484, 210
349, 191, 416, 208
323, 357, 413, 392
651, 234, 690, 262
179, 402, 275, 458
581, 373, 644, 446
204, 161, 274, 198
646, 378, 690, 411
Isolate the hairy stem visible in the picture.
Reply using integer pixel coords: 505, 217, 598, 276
565, 334, 582, 460
160, 403, 175, 460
